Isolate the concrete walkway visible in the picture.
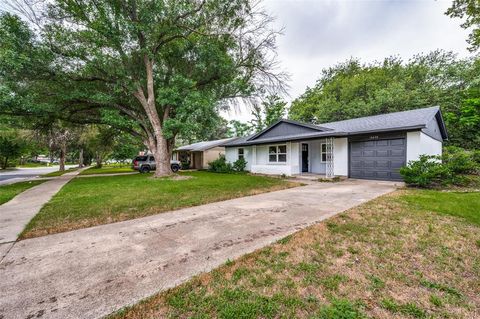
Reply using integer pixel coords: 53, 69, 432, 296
0, 169, 84, 260
0, 179, 398, 319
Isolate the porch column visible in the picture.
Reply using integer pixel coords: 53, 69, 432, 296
252, 145, 257, 165
326, 137, 335, 178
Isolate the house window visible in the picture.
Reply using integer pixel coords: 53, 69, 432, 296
268, 145, 287, 163
321, 143, 327, 162
238, 148, 244, 160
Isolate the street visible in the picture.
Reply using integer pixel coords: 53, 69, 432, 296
0, 166, 75, 186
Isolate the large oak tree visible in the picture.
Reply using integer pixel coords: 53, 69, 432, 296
2, 0, 285, 176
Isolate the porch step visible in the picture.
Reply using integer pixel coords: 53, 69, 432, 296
291, 174, 326, 181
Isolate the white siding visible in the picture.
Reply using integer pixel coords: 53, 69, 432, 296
308, 140, 326, 174
290, 142, 301, 175
226, 138, 348, 176
406, 131, 442, 163
251, 142, 296, 175
225, 146, 252, 171
255, 145, 268, 165
333, 137, 348, 176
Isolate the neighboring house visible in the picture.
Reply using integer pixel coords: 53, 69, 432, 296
174, 138, 236, 169
224, 106, 447, 181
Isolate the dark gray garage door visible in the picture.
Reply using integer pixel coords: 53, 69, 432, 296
349, 138, 406, 181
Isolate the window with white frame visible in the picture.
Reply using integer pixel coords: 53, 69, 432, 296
238, 148, 244, 160
321, 143, 327, 162
268, 145, 287, 163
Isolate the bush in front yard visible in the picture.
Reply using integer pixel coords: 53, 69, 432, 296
471, 150, 480, 166
400, 155, 449, 187
208, 155, 233, 173
400, 147, 479, 188
208, 156, 248, 173
442, 146, 478, 175
232, 157, 247, 172
181, 161, 190, 170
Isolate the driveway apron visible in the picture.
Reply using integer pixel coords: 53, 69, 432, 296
0, 179, 399, 319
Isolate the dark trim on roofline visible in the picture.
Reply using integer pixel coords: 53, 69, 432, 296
435, 109, 448, 140
225, 125, 427, 147
246, 119, 332, 141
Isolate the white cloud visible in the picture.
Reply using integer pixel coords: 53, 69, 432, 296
222, 0, 470, 122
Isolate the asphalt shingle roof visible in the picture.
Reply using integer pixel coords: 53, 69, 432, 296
225, 106, 445, 147
320, 106, 441, 133
176, 138, 237, 152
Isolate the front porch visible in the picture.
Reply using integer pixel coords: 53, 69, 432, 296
238, 137, 348, 179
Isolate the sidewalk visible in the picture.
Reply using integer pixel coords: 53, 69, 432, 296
0, 168, 85, 260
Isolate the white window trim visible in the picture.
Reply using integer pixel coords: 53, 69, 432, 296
320, 143, 327, 163
268, 144, 287, 164
238, 148, 245, 160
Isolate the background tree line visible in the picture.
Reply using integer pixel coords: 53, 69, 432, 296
288, 51, 480, 150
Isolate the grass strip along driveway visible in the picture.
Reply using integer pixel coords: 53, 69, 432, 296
111, 188, 480, 319
0, 180, 46, 205
20, 171, 299, 239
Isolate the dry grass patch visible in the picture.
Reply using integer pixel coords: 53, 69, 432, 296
110, 189, 480, 319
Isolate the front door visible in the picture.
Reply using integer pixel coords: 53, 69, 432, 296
301, 143, 309, 172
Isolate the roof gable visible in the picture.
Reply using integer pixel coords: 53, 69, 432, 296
248, 119, 329, 141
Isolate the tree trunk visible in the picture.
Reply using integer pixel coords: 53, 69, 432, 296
133, 56, 173, 177
78, 148, 84, 168
95, 152, 103, 168
2, 157, 8, 169
59, 145, 66, 171
153, 137, 172, 177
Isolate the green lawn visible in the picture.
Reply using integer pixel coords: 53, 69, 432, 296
20, 171, 299, 239
42, 167, 78, 177
402, 190, 480, 226
79, 165, 135, 175
110, 188, 480, 319
0, 180, 46, 205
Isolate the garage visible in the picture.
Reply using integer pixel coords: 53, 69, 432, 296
349, 135, 406, 181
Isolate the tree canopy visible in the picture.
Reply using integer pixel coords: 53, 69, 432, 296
249, 94, 287, 133
446, 0, 480, 51
288, 51, 480, 149
1, 0, 285, 176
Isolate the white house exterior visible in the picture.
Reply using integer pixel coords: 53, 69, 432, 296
224, 106, 447, 181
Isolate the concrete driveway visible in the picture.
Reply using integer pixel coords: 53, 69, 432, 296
0, 179, 398, 319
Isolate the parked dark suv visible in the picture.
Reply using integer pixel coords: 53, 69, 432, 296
132, 155, 181, 173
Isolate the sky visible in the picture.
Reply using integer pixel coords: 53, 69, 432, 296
221, 0, 471, 122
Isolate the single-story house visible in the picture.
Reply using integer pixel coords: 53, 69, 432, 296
173, 138, 236, 169
224, 106, 447, 181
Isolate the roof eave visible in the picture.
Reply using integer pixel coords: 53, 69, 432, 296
225, 125, 428, 147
